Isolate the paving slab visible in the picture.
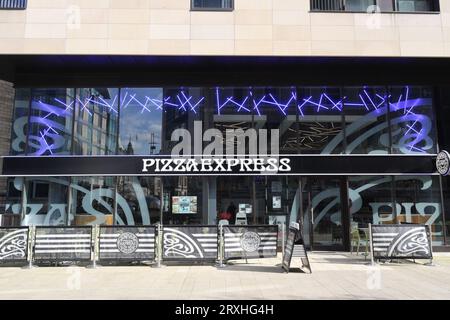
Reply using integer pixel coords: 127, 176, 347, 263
0, 252, 449, 300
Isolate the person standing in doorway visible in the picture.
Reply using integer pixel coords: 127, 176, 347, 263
226, 202, 237, 224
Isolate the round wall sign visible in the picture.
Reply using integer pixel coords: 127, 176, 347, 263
436, 150, 450, 176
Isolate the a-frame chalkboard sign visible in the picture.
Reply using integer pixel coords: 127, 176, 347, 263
282, 223, 311, 273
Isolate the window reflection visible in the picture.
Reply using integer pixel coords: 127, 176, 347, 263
69, 176, 115, 226
23, 177, 69, 226
394, 176, 444, 245
73, 88, 119, 155
10, 88, 30, 156
118, 88, 163, 155
116, 176, 161, 225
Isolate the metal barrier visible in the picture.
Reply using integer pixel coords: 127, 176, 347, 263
369, 223, 433, 264
98, 225, 156, 262
162, 225, 218, 261
223, 225, 278, 261
0, 226, 29, 264
1, 224, 286, 267
33, 226, 93, 264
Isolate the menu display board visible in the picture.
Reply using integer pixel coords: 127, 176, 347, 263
272, 196, 282, 209
172, 196, 197, 214
238, 203, 252, 214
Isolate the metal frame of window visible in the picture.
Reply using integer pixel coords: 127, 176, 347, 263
0, 0, 27, 10
190, 0, 234, 11
310, 0, 440, 13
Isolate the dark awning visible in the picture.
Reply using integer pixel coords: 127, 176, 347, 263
1, 54, 450, 87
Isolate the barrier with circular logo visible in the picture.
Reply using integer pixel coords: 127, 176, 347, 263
98, 226, 156, 262
223, 225, 278, 260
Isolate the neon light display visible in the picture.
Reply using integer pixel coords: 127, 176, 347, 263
10, 86, 435, 156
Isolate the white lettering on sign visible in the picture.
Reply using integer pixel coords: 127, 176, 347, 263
141, 158, 291, 173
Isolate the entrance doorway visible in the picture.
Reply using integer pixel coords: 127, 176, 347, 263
301, 177, 350, 251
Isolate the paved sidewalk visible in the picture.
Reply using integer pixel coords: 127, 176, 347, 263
0, 252, 449, 299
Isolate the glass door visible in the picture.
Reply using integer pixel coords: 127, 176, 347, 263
302, 177, 347, 251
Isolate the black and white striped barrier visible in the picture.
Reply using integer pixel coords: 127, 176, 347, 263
162, 225, 218, 261
98, 226, 156, 262
0, 224, 283, 267
33, 226, 93, 264
223, 225, 278, 261
369, 223, 433, 264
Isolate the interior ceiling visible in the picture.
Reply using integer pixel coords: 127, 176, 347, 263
1, 54, 450, 87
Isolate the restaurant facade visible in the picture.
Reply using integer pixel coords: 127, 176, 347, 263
0, 1, 450, 251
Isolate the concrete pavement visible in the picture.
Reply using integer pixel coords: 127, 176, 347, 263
0, 252, 449, 299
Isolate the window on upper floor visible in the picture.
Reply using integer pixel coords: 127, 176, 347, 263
310, 0, 440, 12
0, 0, 27, 9
191, 0, 234, 11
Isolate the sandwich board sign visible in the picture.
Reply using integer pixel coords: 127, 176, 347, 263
282, 222, 311, 273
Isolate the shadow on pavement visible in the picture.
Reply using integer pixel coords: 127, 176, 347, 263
218, 264, 285, 273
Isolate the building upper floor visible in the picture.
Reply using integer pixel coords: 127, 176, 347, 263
0, 0, 450, 57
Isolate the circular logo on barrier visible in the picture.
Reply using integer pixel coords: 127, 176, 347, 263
117, 232, 139, 254
436, 150, 450, 176
240, 231, 261, 253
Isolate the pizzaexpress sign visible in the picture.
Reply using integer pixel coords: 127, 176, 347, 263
142, 157, 291, 173
0, 154, 437, 176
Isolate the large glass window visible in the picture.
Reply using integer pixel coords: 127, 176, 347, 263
348, 175, 445, 245
394, 175, 444, 245
9, 85, 439, 157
